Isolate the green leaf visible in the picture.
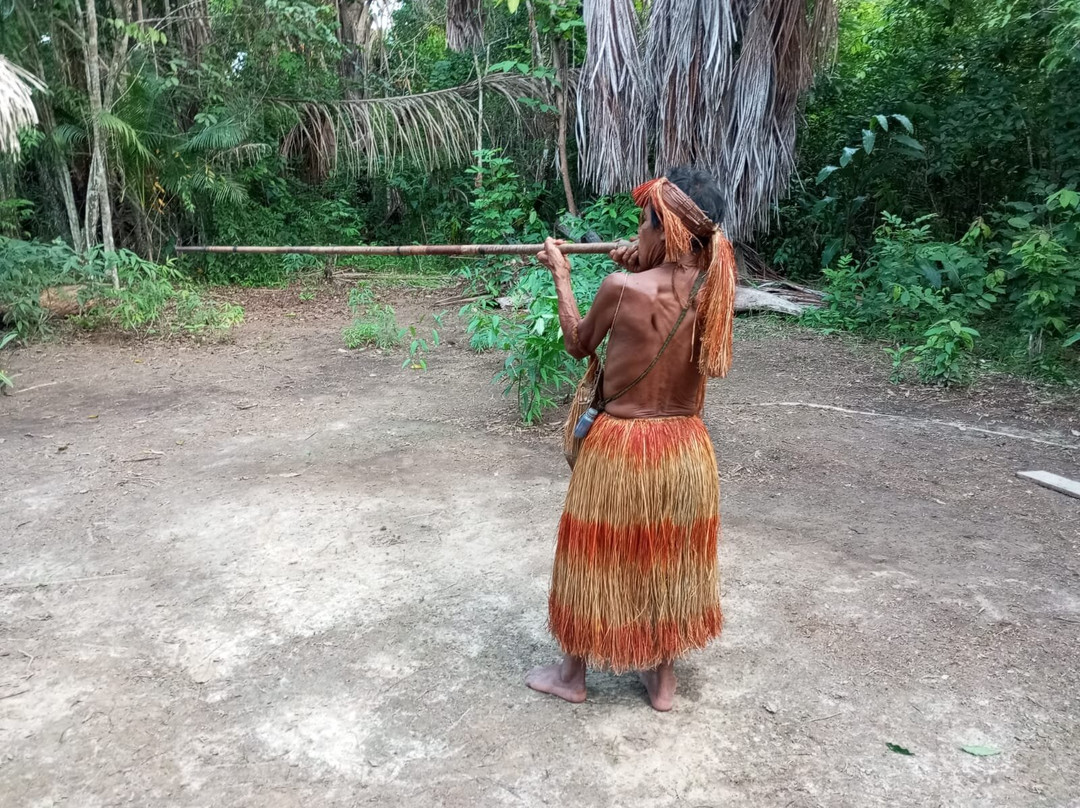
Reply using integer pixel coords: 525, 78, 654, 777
862, 129, 876, 154
887, 743, 915, 756
874, 114, 889, 132
1007, 217, 1031, 230
1063, 332, 1080, 348
919, 264, 942, 288
961, 745, 1001, 757
893, 134, 925, 152
1058, 189, 1079, 209
893, 114, 914, 133
507, 0, 521, 11
840, 147, 859, 167
816, 165, 840, 184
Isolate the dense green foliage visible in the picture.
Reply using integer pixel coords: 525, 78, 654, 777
0, 237, 243, 347
765, 0, 1080, 382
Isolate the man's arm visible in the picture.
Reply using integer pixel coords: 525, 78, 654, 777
537, 238, 626, 360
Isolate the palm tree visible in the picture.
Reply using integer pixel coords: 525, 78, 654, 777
0, 54, 44, 156
279, 71, 552, 180
448, 0, 839, 241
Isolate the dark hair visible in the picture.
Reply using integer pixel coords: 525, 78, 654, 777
649, 166, 727, 233
667, 165, 726, 225
648, 165, 725, 250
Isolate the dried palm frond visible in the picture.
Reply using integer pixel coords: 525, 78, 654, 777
722, 0, 836, 239
279, 72, 551, 181
810, 0, 840, 68
582, 0, 836, 241
446, 0, 484, 52
723, 0, 781, 239
647, 0, 736, 171
577, 0, 650, 194
0, 55, 45, 157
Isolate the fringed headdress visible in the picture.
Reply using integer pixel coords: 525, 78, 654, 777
631, 177, 737, 378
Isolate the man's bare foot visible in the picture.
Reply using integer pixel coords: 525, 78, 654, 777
526, 655, 586, 704
639, 662, 676, 711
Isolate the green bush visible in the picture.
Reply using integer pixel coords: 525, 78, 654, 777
804, 190, 1080, 384
0, 237, 244, 342
341, 283, 403, 350
463, 187, 634, 422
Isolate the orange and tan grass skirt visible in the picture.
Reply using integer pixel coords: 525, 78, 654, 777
549, 413, 722, 672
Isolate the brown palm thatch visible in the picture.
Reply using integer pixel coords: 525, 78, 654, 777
576, 0, 837, 241
647, 0, 736, 170
0, 55, 45, 156
576, 0, 650, 195
719, 0, 837, 239
446, 0, 484, 52
279, 72, 554, 180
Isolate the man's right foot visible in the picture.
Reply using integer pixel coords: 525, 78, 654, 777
639, 663, 676, 711
525, 658, 586, 704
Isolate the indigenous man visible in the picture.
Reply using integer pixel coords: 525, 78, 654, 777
526, 167, 736, 712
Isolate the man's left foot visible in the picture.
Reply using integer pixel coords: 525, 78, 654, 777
525, 658, 586, 703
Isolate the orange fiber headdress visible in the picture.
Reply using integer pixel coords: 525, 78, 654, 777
632, 177, 736, 378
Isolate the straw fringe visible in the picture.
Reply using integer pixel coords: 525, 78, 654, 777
697, 230, 737, 378
578, 0, 838, 240
549, 414, 721, 672
576, 0, 650, 194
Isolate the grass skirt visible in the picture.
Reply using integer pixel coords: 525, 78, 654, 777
549, 413, 722, 672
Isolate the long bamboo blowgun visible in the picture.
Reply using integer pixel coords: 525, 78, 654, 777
175, 241, 630, 257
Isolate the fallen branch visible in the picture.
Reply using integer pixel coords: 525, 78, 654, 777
1017, 470, 1080, 499
122, 451, 164, 462
1, 572, 130, 589
735, 287, 807, 316
13, 381, 59, 395
333, 272, 445, 282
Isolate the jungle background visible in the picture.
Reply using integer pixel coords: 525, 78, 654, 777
1, 0, 1079, 419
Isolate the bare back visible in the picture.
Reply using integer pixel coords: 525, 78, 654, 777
601, 264, 704, 419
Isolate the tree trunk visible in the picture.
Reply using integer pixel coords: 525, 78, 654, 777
525, 1, 544, 68
23, 28, 84, 248
337, 1, 375, 87
553, 39, 579, 217
50, 119, 83, 249
78, 0, 118, 283
473, 49, 485, 185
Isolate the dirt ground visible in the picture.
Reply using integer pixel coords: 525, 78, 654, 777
2, 283, 1079, 808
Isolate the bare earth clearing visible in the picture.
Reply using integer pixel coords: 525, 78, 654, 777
2, 284, 1079, 807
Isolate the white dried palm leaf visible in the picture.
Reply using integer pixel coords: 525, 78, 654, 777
577, 0, 650, 195
446, 0, 484, 52
280, 73, 550, 180
647, 0, 736, 170
724, 0, 780, 238
582, 0, 836, 241
0, 55, 45, 157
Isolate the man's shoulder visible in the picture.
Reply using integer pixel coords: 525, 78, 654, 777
622, 267, 670, 298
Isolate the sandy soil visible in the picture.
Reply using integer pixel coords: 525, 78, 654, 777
2, 284, 1079, 808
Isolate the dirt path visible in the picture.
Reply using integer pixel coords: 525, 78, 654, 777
2, 286, 1079, 807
